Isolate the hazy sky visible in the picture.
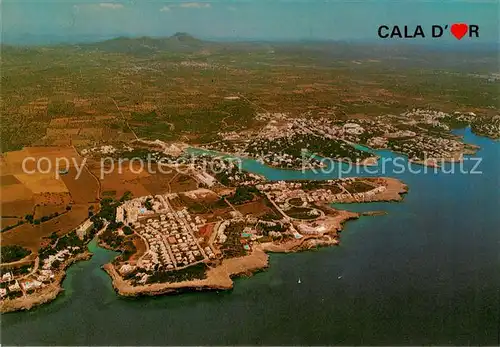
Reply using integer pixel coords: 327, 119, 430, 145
2, 0, 499, 43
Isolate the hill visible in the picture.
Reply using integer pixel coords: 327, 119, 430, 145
80, 33, 208, 54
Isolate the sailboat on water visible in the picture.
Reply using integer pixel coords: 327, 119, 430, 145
298, 278, 302, 284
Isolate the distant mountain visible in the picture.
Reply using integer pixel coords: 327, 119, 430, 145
80, 33, 209, 54
170, 32, 200, 43
1, 33, 496, 72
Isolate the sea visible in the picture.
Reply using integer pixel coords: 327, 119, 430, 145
1, 128, 499, 345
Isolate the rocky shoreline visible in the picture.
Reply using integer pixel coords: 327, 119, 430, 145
0, 252, 92, 313
103, 247, 269, 297
101, 208, 360, 298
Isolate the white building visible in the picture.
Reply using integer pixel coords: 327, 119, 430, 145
76, 219, 93, 240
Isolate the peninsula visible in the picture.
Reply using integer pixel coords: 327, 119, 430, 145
0, 149, 407, 311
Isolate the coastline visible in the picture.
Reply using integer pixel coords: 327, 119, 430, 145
0, 177, 408, 310
191, 146, 380, 170
102, 208, 360, 298
103, 247, 269, 296
0, 251, 93, 313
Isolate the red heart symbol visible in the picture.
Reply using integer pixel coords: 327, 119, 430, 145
451, 23, 468, 40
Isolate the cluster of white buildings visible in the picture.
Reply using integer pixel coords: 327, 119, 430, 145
197, 107, 491, 172
137, 211, 207, 271
215, 220, 231, 244
257, 152, 310, 169
117, 194, 214, 277
343, 123, 365, 135
390, 135, 464, 161
257, 179, 386, 207
9, 281, 21, 293
137, 217, 176, 271
0, 246, 79, 299
0, 275, 42, 297
206, 107, 487, 166
207, 116, 374, 168
42, 247, 80, 271
194, 171, 216, 187
80, 145, 122, 156
116, 195, 169, 225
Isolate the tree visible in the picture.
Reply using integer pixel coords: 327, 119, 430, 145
25, 214, 34, 223
144, 198, 153, 211
52, 260, 61, 269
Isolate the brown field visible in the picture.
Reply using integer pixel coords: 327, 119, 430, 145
0, 204, 91, 254
168, 196, 185, 211
175, 196, 234, 222
0, 159, 10, 175
1, 175, 21, 186
169, 174, 199, 193
212, 187, 236, 196
49, 118, 70, 127
34, 205, 68, 220
50, 138, 73, 146
102, 129, 121, 142
88, 161, 151, 198
89, 162, 150, 181
235, 199, 276, 217
1, 199, 35, 217
0, 183, 34, 203
129, 235, 147, 262
112, 164, 151, 181
2, 150, 33, 173
16, 147, 83, 168
79, 128, 103, 137
61, 167, 99, 203
99, 176, 150, 199
137, 168, 178, 195
32, 192, 72, 206
71, 139, 93, 146
0, 147, 88, 226
95, 115, 116, 121
1, 217, 23, 229
196, 223, 215, 243
46, 128, 80, 136
15, 173, 68, 194
198, 208, 234, 223
174, 190, 233, 223
177, 194, 205, 210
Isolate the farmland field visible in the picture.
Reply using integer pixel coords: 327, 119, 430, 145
61, 167, 99, 203
170, 174, 199, 192
1, 204, 91, 254
1, 35, 498, 154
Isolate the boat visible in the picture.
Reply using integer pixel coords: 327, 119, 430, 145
298, 278, 302, 284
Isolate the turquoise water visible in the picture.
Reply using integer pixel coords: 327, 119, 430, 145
2, 128, 499, 345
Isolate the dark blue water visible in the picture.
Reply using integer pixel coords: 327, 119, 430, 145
2, 128, 499, 345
